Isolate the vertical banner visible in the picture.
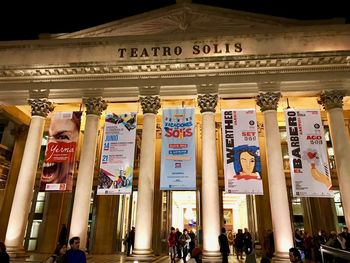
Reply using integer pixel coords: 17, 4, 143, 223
97, 112, 137, 195
40, 112, 82, 192
222, 109, 263, 195
160, 108, 196, 190
284, 109, 332, 197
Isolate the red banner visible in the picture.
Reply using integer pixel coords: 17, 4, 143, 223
40, 112, 82, 192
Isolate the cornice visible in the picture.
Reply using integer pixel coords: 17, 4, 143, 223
0, 52, 349, 81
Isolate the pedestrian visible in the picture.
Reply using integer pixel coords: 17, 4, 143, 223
65, 236, 86, 263
218, 227, 230, 263
45, 243, 67, 263
0, 242, 10, 263
168, 227, 177, 263
179, 229, 191, 263
126, 227, 135, 256
58, 224, 68, 245
289, 247, 303, 263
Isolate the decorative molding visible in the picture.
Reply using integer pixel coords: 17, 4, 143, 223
140, 96, 161, 114
318, 90, 346, 110
256, 92, 281, 112
0, 53, 349, 81
197, 84, 218, 94
84, 97, 107, 116
197, 94, 218, 113
27, 98, 54, 117
139, 86, 160, 96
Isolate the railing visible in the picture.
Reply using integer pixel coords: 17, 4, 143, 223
320, 245, 350, 263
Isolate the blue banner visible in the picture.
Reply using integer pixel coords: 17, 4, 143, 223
160, 108, 196, 190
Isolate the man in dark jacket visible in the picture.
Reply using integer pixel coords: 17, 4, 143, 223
218, 227, 230, 263
127, 227, 135, 256
65, 236, 86, 263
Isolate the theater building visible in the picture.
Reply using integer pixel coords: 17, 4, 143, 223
0, 1, 350, 261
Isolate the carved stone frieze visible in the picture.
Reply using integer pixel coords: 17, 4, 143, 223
256, 92, 281, 112
84, 97, 107, 116
197, 94, 218, 113
140, 96, 161, 114
318, 90, 346, 110
27, 98, 54, 117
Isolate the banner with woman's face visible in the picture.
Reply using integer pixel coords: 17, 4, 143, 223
39, 112, 82, 192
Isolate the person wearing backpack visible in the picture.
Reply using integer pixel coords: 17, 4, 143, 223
45, 243, 67, 263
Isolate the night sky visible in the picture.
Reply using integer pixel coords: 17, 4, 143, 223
0, 0, 349, 41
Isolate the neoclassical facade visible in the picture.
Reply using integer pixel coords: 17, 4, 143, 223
0, 1, 350, 262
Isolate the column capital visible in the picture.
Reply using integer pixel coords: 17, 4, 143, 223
197, 94, 218, 113
256, 92, 281, 112
140, 96, 161, 114
27, 98, 54, 117
84, 97, 107, 116
318, 90, 346, 110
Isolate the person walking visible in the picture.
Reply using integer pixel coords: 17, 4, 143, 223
126, 227, 135, 256
218, 227, 230, 263
64, 236, 86, 263
179, 229, 191, 263
168, 227, 177, 263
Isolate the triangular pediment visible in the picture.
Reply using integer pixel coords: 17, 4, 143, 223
55, 3, 306, 39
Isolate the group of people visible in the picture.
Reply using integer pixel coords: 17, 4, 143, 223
45, 236, 86, 263
167, 227, 197, 263
293, 226, 350, 263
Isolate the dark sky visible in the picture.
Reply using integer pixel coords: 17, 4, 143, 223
0, 0, 349, 41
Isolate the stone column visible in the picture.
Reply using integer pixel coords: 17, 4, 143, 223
5, 99, 54, 253
69, 97, 107, 249
0, 126, 28, 241
318, 90, 350, 226
133, 96, 160, 259
197, 94, 221, 261
256, 92, 294, 261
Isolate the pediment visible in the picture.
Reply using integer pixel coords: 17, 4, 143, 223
56, 3, 304, 39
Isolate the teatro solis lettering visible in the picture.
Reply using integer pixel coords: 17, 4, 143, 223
117, 42, 242, 58
287, 111, 303, 172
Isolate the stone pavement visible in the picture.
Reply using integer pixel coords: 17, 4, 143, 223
10, 253, 260, 263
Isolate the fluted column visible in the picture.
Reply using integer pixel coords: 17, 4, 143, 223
198, 94, 221, 261
69, 97, 107, 250
256, 92, 293, 261
5, 99, 54, 253
318, 90, 350, 226
133, 96, 160, 259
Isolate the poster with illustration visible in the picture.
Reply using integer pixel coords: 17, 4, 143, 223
97, 112, 137, 195
284, 109, 332, 197
222, 109, 263, 195
40, 112, 82, 192
160, 108, 196, 190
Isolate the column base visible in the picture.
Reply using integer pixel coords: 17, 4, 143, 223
7, 246, 27, 258
131, 248, 155, 262
202, 250, 222, 262
272, 251, 290, 263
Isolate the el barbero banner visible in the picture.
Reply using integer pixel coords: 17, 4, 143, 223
222, 109, 263, 195
97, 112, 137, 195
284, 109, 332, 197
40, 112, 82, 192
160, 108, 196, 190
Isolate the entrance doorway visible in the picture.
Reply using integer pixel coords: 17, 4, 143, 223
172, 191, 197, 232
222, 193, 248, 232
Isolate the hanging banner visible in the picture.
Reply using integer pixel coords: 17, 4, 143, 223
160, 108, 196, 190
97, 112, 137, 195
40, 112, 82, 192
222, 109, 263, 195
284, 109, 332, 197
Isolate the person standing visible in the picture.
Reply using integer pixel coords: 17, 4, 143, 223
189, 229, 196, 256
126, 227, 135, 256
0, 242, 10, 263
64, 236, 86, 263
45, 243, 67, 263
179, 229, 191, 263
175, 228, 182, 259
218, 227, 230, 263
168, 227, 177, 263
